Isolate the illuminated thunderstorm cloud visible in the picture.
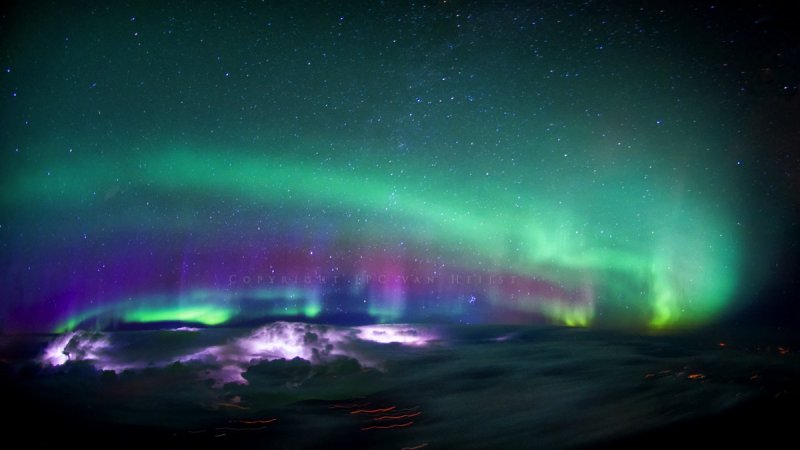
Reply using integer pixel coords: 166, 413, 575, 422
1, 2, 796, 448
40, 322, 437, 385
3, 148, 741, 331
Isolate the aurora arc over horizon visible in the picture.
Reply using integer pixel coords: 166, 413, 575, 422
3, 146, 741, 332
1, 1, 766, 334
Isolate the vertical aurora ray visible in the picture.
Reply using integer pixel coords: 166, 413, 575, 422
3, 146, 741, 331
3, 0, 783, 334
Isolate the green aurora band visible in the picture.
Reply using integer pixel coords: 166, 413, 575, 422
4, 146, 741, 331
51, 287, 324, 333
3, 1, 774, 333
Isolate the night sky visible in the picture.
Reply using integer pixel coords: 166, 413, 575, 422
1, 0, 798, 333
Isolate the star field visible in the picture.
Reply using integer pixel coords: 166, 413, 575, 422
1, 0, 798, 332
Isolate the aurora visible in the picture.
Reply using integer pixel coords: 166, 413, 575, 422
1, 0, 784, 335
2, 1, 797, 448
4, 146, 740, 331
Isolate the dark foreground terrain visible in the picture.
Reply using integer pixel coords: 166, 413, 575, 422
1, 323, 798, 449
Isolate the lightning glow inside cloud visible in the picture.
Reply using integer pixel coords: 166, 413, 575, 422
41, 322, 437, 386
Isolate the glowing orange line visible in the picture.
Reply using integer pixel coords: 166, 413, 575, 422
395, 406, 420, 413
361, 421, 414, 431
374, 412, 422, 421
402, 444, 429, 450
350, 406, 396, 415
215, 426, 269, 432
330, 402, 370, 409
218, 402, 249, 410
237, 418, 277, 425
